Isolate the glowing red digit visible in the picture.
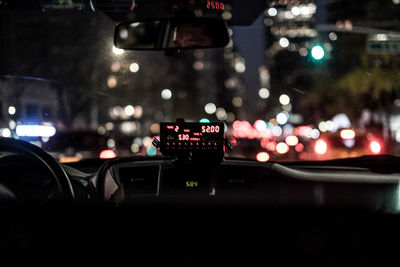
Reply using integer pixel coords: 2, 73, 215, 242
211, 126, 215, 132
220, 3, 224, 10
215, 126, 220, 133
207, 0, 210, 9
211, 1, 215, 9
175, 126, 179, 132
202, 126, 206, 133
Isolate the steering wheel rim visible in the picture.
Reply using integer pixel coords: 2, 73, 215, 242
0, 137, 75, 201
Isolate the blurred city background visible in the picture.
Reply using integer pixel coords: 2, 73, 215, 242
1, 0, 400, 162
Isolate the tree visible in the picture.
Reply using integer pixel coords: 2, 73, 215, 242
301, 0, 400, 125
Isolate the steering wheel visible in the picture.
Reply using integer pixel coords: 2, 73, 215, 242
0, 137, 75, 201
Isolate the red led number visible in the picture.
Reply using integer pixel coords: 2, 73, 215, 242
206, 0, 224, 10
178, 134, 189, 141
201, 125, 220, 133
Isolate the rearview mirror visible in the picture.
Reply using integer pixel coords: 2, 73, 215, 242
114, 17, 230, 50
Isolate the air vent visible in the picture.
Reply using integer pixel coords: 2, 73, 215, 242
119, 165, 159, 195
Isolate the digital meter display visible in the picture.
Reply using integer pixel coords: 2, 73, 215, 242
160, 122, 224, 154
206, 1, 224, 10
171, 0, 225, 11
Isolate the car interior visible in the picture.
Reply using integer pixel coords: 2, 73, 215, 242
1, 0, 400, 265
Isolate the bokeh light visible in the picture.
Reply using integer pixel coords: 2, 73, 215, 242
285, 135, 299, 146
124, 105, 135, 116
133, 105, 143, 119
276, 112, 289, 125
131, 144, 140, 153
232, 97, 243, 107
267, 7, 277, 16
129, 62, 140, 73
279, 38, 289, 48
161, 89, 172, 100
216, 107, 227, 121
279, 94, 290, 105
370, 141, 382, 154
315, 139, 327, 155
256, 152, 270, 162
107, 76, 117, 88
311, 45, 325, 60
146, 146, 157, 157
8, 106, 16, 115
258, 88, 270, 99
276, 142, 289, 154
340, 129, 355, 139
205, 103, 217, 114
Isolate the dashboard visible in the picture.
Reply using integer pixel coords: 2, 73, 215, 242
107, 158, 400, 212
2, 135, 400, 263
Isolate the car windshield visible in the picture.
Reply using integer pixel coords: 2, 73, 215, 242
1, 0, 400, 163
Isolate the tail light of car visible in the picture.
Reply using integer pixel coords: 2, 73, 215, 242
369, 141, 382, 154
256, 152, 270, 162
